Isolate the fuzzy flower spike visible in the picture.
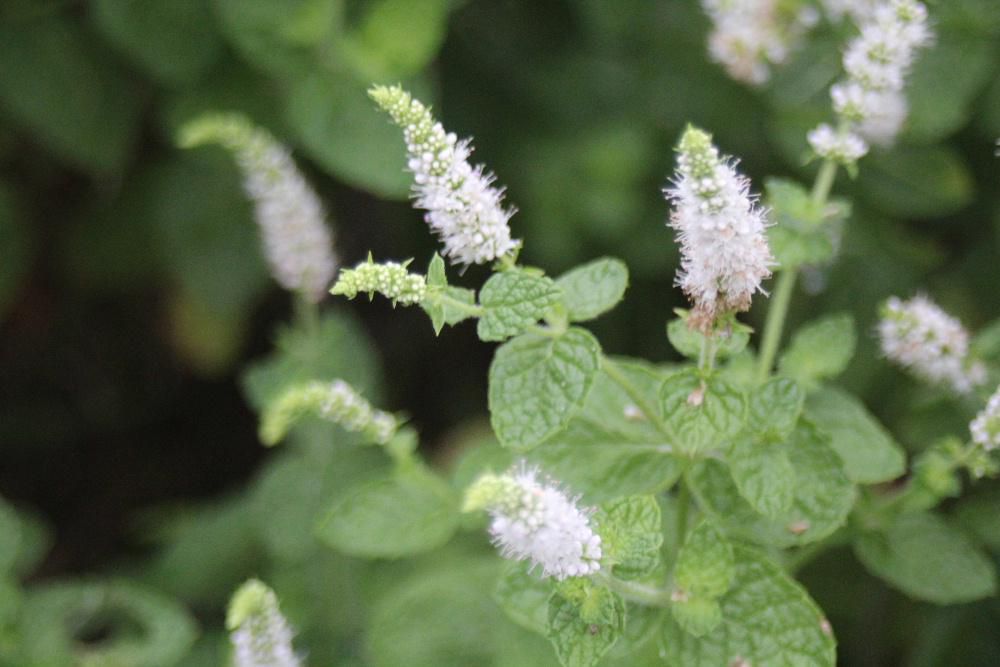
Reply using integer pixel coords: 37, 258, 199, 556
369, 85, 520, 267
227, 579, 300, 667
463, 465, 602, 580
179, 113, 337, 302
665, 126, 773, 332
878, 295, 986, 394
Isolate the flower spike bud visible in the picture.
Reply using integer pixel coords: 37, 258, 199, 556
463, 465, 602, 580
878, 295, 986, 394
971, 386, 1000, 454
330, 255, 427, 306
665, 126, 774, 332
369, 85, 520, 267
260, 379, 398, 446
701, 0, 820, 85
179, 113, 337, 302
227, 579, 300, 667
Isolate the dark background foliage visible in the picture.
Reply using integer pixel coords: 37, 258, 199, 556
1, 0, 999, 664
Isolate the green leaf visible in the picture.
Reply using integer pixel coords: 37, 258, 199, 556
747, 377, 804, 440
494, 561, 552, 636
805, 387, 905, 484
954, 489, 1000, 553
765, 178, 845, 269
670, 595, 722, 639
0, 16, 141, 173
339, 0, 453, 79
854, 512, 997, 604
489, 328, 601, 451
422, 256, 477, 335
478, 270, 561, 342
285, 71, 414, 199
673, 520, 734, 600
666, 313, 751, 362
555, 257, 629, 322
548, 584, 625, 667
661, 545, 836, 667
529, 361, 681, 502
728, 439, 796, 519
660, 370, 746, 455
92, 0, 222, 85
687, 422, 855, 547
857, 146, 974, 219
779, 314, 856, 390
214, 0, 336, 75
317, 466, 458, 558
596, 496, 662, 579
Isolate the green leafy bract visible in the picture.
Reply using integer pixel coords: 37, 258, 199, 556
854, 512, 997, 604
478, 270, 561, 342
666, 315, 751, 362
779, 314, 856, 390
555, 257, 629, 322
547, 581, 625, 667
661, 546, 836, 667
805, 387, 905, 484
765, 178, 845, 269
423, 253, 476, 334
489, 328, 601, 451
316, 466, 458, 558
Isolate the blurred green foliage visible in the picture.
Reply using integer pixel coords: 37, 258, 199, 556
0, 0, 1000, 665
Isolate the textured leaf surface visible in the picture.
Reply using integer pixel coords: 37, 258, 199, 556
687, 423, 855, 547
728, 439, 796, 519
674, 520, 734, 599
779, 314, 856, 390
317, 467, 458, 558
494, 561, 552, 635
478, 270, 561, 341
667, 317, 750, 361
423, 253, 476, 334
548, 586, 625, 667
555, 257, 629, 322
489, 329, 601, 451
529, 361, 680, 501
805, 387, 905, 484
662, 546, 836, 667
661, 370, 746, 454
854, 512, 996, 604
596, 496, 662, 579
747, 377, 804, 440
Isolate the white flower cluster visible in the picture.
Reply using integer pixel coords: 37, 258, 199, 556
665, 126, 773, 331
971, 386, 1000, 453
370, 85, 520, 267
463, 465, 602, 580
701, 0, 819, 85
228, 580, 300, 667
810, 0, 932, 160
878, 295, 986, 394
179, 114, 337, 302
330, 256, 426, 306
260, 379, 397, 446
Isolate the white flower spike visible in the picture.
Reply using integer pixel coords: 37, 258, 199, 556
179, 114, 337, 302
878, 295, 986, 394
370, 85, 520, 267
971, 386, 1000, 453
463, 465, 602, 580
665, 126, 773, 332
227, 579, 300, 667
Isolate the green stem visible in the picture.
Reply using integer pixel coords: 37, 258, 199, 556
698, 334, 717, 375
429, 290, 485, 317
811, 158, 837, 205
675, 481, 691, 545
755, 268, 797, 382
594, 571, 672, 607
295, 296, 321, 338
602, 356, 670, 437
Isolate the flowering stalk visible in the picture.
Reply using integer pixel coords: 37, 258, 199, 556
463, 465, 603, 580
665, 125, 774, 333
701, 0, 820, 85
369, 85, 520, 267
260, 379, 398, 446
877, 295, 986, 394
178, 113, 337, 303
227, 580, 300, 667
330, 255, 427, 306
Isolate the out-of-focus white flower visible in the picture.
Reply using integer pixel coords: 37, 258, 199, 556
330, 255, 427, 306
260, 379, 397, 446
808, 123, 870, 162
878, 295, 986, 394
811, 0, 932, 155
664, 126, 773, 331
179, 114, 337, 302
369, 85, 520, 267
463, 465, 602, 580
821, 0, 878, 22
228, 580, 300, 667
701, 0, 819, 85
971, 386, 1000, 453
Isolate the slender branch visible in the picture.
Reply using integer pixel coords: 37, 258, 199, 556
755, 269, 797, 382
698, 334, 717, 375
427, 290, 485, 317
811, 158, 838, 205
594, 571, 672, 607
294, 296, 321, 338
